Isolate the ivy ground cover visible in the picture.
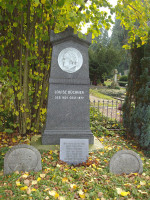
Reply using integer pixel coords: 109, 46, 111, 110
0, 110, 150, 200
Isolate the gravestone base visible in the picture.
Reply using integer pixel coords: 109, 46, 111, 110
42, 130, 94, 145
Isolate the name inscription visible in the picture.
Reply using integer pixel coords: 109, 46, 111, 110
54, 90, 85, 100
60, 139, 89, 165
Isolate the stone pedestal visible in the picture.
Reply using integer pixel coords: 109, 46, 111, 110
42, 27, 94, 145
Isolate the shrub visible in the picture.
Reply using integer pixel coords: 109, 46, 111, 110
118, 81, 127, 87
119, 75, 128, 82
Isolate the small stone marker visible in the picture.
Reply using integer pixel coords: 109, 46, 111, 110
4, 144, 42, 175
109, 150, 143, 175
60, 138, 89, 165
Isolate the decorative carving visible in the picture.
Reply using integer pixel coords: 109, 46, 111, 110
58, 47, 83, 73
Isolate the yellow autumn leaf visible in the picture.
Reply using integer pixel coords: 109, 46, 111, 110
49, 190, 59, 198
40, 174, 46, 178
70, 184, 77, 189
20, 186, 28, 191
31, 188, 37, 191
120, 191, 130, 196
55, 193, 59, 198
22, 173, 29, 178
41, 0, 46, 4
32, 180, 37, 185
15, 111, 19, 116
37, 177, 41, 182
62, 177, 68, 183
137, 185, 141, 188
79, 194, 85, 199
78, 190, 85, 199
92, 164, 96, 168
12, 138, 17, 143
16, 180, 21, 186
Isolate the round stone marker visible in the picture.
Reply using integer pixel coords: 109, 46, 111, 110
109, 150, 143, 175
4, 144, 42, 175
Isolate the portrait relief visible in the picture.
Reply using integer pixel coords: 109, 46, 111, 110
58, 48, 83, 73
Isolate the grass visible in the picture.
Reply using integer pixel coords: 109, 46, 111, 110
0, 109, 149, 200
90, 89, 115, 100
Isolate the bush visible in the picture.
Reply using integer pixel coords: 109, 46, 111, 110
118, 81, 128, 87
119, 75, 128, 82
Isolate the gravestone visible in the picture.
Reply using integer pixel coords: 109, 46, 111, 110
109, 150, 143, 175
4, 144, 42, 175
60, 138, 89, 165
42, 27, 94, 145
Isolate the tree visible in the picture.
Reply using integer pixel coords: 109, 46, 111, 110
89, 30, 121, 85
110, 19, 131, 74
115, 0, 150, 48
116, 0, 150, 149
0, 0, 114, 135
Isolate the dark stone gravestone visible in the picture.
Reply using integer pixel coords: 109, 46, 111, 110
109, 150, 143, 175
42, 27, 94, 145
60, 138, 89, 165
4, 144, 42, 175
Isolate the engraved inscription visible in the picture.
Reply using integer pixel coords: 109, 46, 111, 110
54, 90, 85, 100
58, 48, 83, 73
60, 139, 89, 165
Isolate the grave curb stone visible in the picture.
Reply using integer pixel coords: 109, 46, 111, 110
109, 150, 143, 175
4, 144, 42, 175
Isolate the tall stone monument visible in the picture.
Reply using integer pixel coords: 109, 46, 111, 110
42, 27, 94, 145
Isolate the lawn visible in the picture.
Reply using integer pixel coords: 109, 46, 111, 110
0, 109, 149, 200
90, 88, 115, 101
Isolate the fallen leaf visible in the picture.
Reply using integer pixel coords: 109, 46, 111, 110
37, 177, 41, 182
12, 138, 17, 143
20, 186, 28, 191
140, 181, 146, 186
120, 191, 130, 196
16, 180, 21, 186
49, 190, 59, 198
98, 192, 103, 197
58, 196, 66, 200
27, 187, 31, 195
40, 174, 46, 178
62, 177, 68, 183
24, 179, 30, 186
138, 190, 148, 194
78, 189, 85, 199
70, 184, 77, 189
31, 180, 37, 185
22, 173, 29, 178
31, 188, 37, 191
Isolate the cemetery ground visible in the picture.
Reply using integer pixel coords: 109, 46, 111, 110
0, 108, 150, 200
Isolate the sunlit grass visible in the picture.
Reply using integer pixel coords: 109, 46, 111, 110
90, 89, 115, 100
